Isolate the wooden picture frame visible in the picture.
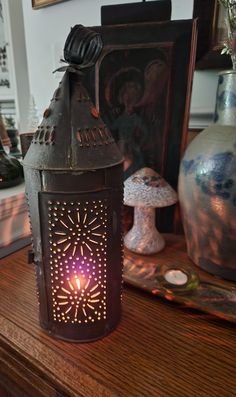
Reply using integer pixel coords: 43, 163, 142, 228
32, 0, 67, 9
211, 1, 227, 48
194, 0, 231, 69
87, 19, 197, 232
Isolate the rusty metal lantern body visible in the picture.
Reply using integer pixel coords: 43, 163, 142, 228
23, 26, 123, 342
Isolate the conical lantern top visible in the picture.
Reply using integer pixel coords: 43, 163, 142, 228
24, 25, 123, 171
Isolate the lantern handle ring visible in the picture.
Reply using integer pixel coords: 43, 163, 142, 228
54, 24, 103, 73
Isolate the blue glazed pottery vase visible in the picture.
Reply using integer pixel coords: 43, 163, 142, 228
178, 71, 236, 281
214, 71, 236, 125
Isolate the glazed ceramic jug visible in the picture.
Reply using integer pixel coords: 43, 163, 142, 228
178, 71, 236, 281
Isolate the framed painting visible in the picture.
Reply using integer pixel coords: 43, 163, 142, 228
101, 0, 171, 25
193, 0, 231, 69
32, 0, 68, 9
87, 19, 197, 232
211, 1, 227, 46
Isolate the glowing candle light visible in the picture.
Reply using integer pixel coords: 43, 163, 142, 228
164, 269, 188, 286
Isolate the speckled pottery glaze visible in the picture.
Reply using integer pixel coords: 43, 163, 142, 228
124, 206, 165, 254
179, 123, 236, 281
124, 168, 177, 255
214, 71, 236, 126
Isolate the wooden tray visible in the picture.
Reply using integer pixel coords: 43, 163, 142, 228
124, 234, 236, 324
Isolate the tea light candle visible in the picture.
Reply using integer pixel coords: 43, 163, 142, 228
164, 269, 188, 286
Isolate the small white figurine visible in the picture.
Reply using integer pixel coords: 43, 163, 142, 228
124, 167, 178, 255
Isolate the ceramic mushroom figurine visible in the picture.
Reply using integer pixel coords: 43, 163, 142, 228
124, 167, 178, 255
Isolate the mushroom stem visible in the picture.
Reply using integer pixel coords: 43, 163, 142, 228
124, 206, 165, 255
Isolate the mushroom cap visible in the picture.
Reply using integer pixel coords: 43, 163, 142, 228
124, 167, 178, 208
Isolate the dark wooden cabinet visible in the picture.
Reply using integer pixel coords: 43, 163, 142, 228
0, 385, 15, 397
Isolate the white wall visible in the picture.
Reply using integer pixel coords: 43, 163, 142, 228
171, 0, 193, 19
22, 0, 217, 126
8, 0, 30, 131
1, 0, 30, 131
191, 71, 219, 128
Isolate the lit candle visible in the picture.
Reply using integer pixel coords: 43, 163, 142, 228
164, 269, 188, 286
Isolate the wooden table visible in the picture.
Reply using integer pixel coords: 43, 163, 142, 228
0, 237, 236, 397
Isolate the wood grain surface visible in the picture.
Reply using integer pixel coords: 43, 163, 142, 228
0, 237, 236, 397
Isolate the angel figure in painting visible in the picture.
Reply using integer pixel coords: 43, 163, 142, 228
103, 47, 170, 179
105, 67, 148, 179
134, 51, 170, 171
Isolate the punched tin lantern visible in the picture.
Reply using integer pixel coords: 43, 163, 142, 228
23, 25, 123, 342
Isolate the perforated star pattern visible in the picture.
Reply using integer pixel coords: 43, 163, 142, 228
48, 199, 108, 324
